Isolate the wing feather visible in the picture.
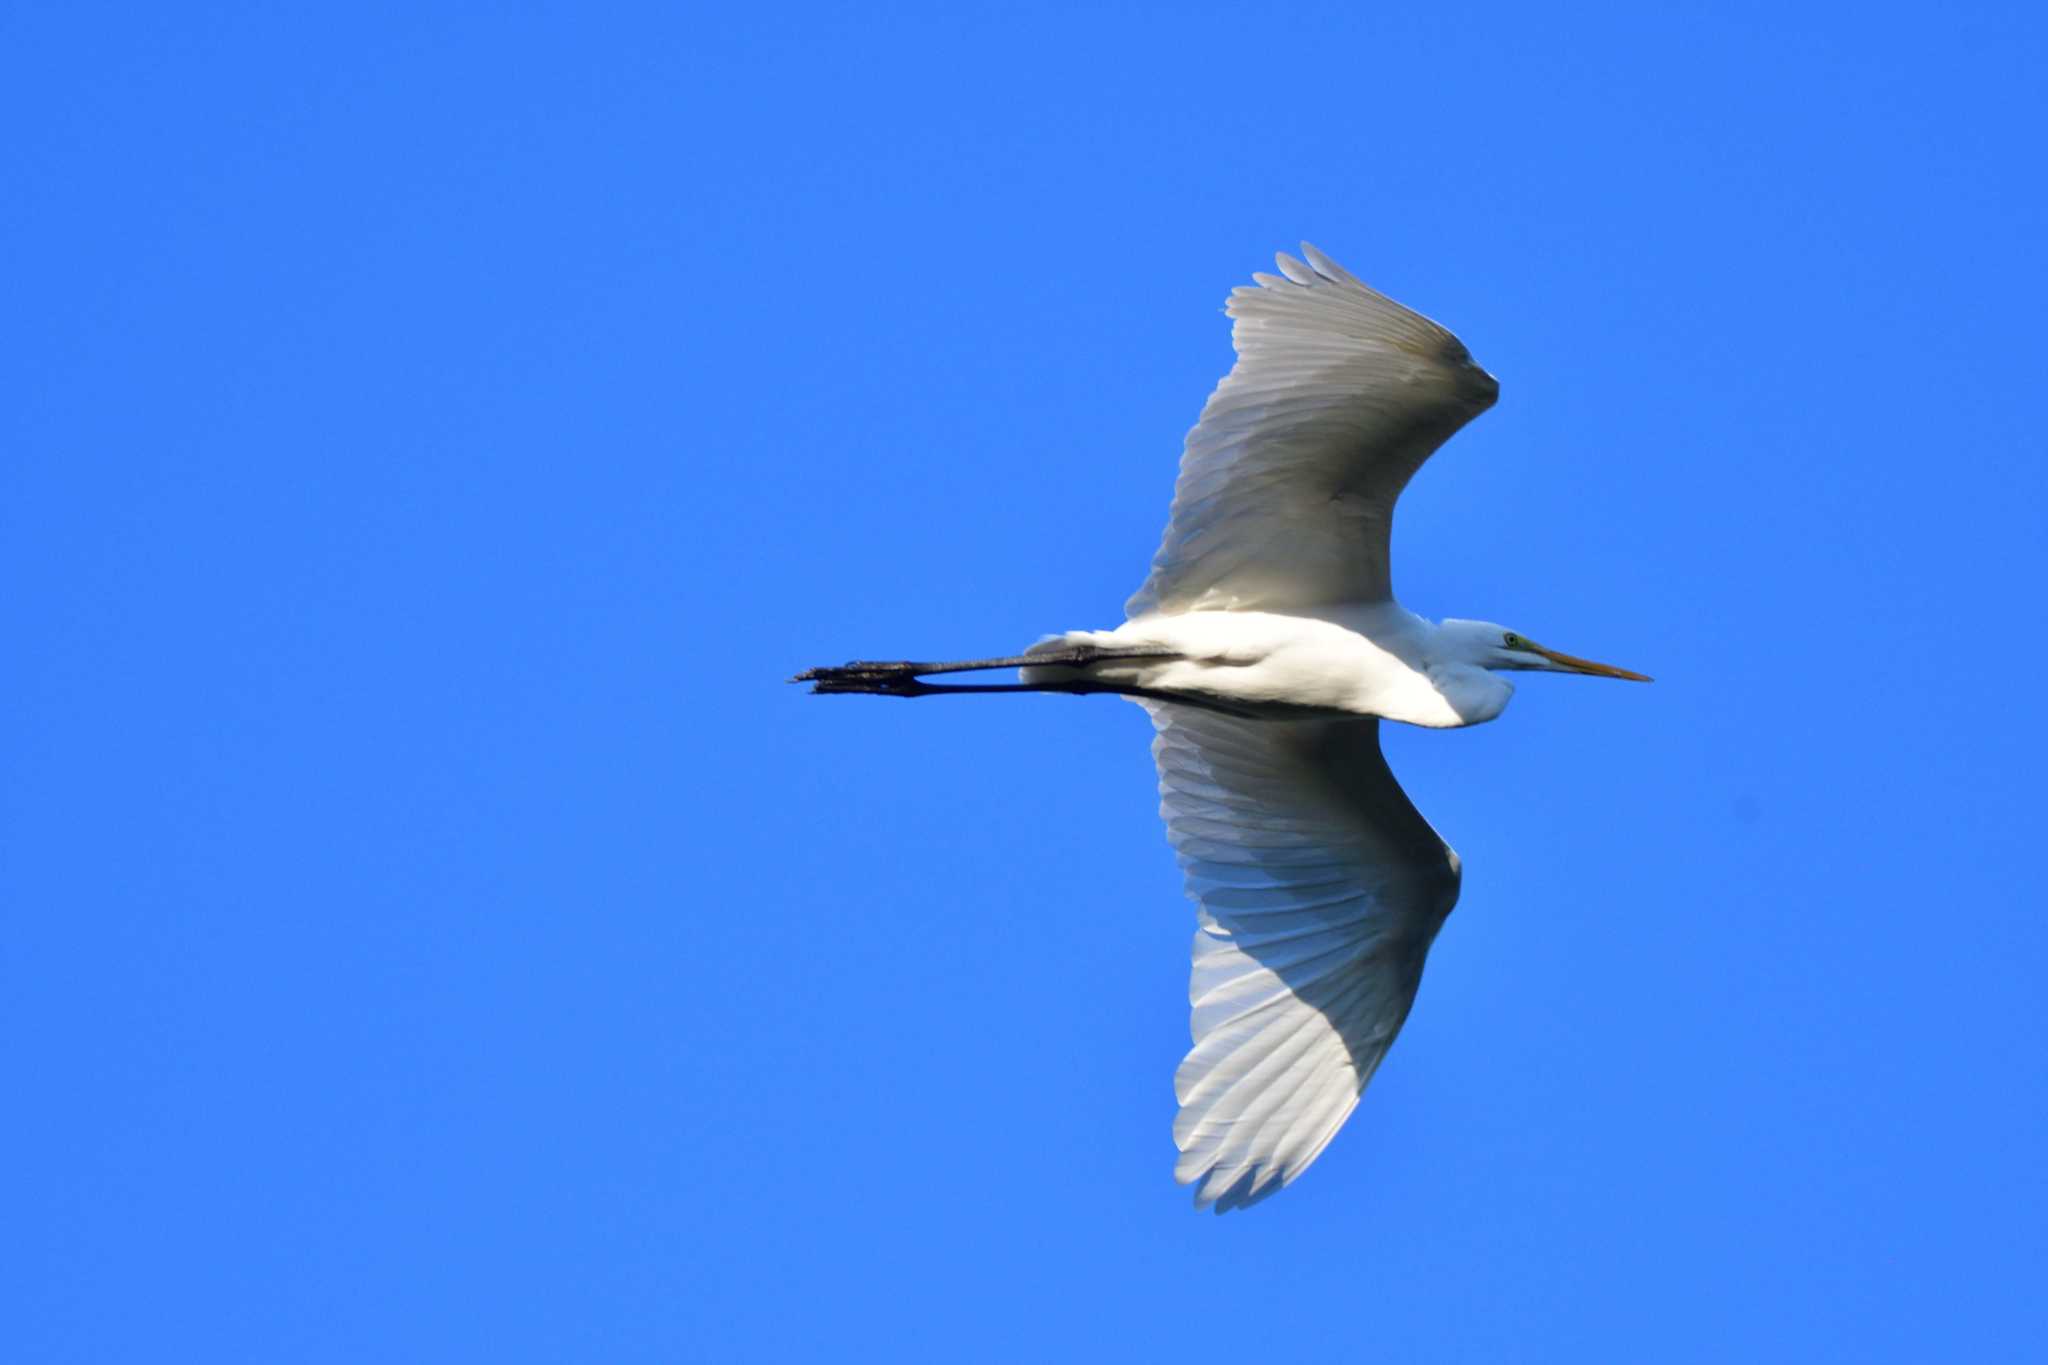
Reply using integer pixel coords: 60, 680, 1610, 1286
1145, 703, 1462, 1211
1126, 244, 1498, 616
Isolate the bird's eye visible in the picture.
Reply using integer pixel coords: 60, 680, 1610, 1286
1502, 633, 1524, 649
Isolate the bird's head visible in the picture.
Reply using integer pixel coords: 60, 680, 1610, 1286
1438, 619, 1652, 681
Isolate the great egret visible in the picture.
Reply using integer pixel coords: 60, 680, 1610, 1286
795, 244, 1649, 1211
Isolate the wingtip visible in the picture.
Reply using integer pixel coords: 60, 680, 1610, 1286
1273, 251, 1315, 286
1187, 1163, 1286, 1214
1298, 241, 1356, 286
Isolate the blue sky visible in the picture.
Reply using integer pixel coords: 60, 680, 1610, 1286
6, 3, 2045, 1360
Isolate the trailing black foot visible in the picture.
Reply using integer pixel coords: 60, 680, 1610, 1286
791, 661, 940, 697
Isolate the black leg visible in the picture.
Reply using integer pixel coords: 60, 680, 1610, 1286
790, 648, 1258, 719
790, 645, 1176, 686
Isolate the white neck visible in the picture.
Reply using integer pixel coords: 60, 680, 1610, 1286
1422, 660, 1515, 726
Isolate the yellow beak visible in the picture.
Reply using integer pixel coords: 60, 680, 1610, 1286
1529, 642, 1653, 682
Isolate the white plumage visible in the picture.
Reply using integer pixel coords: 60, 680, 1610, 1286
1150, 706, 1455, 1210
798, 244, 1648, 1210
1126, 241, 1498, 617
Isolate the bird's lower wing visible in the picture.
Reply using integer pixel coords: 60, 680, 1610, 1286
1146, 705, 1462, 1211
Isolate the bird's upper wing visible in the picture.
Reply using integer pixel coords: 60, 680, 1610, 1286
1145, 703, 1461, 1211
1126, 244, 1498, 617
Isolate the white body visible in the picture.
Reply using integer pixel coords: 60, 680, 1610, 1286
1029, 605, 1515, 729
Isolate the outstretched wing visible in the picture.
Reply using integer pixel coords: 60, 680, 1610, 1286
1127, 244, 1498, 618
1145, 703, 1462, 1211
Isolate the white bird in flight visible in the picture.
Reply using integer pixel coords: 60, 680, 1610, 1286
796, 244, 1649, 1211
